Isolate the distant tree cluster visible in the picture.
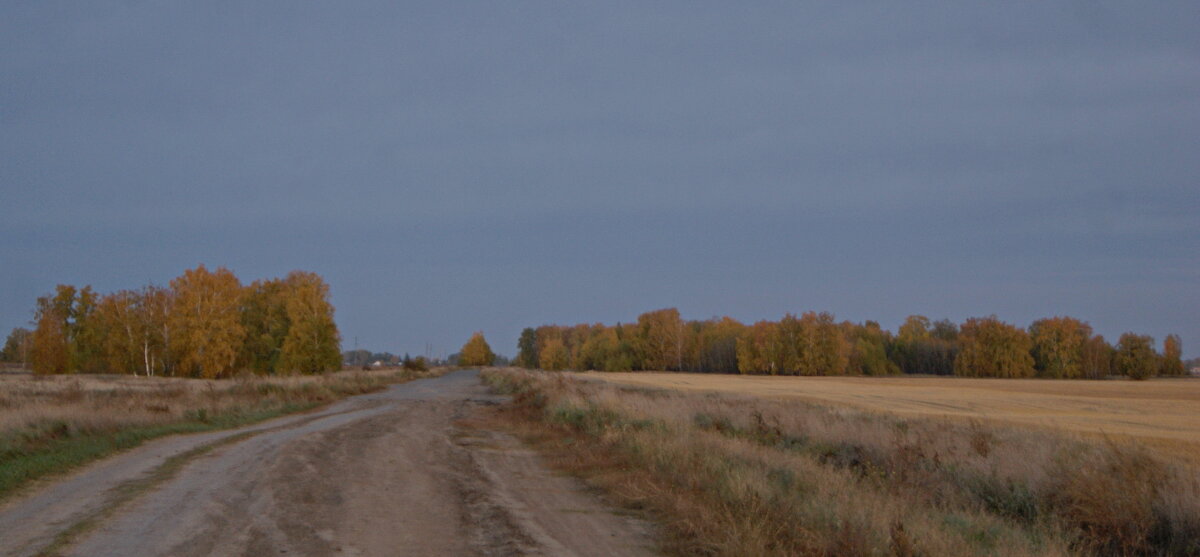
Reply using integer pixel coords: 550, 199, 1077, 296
25, 265, 341, 378
517, 309, 1185, 380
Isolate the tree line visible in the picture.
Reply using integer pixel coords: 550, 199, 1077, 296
17, 265, 342, 378
514, 308, 1186, 380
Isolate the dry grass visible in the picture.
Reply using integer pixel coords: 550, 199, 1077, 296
0, 368, 445, 499
578, 372, 1200, 463
484, 368, 1200, 556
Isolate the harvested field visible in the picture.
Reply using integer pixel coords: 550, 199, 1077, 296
576, 372, 1200, 462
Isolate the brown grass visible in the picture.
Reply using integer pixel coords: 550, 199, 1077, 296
483, 368, 1200, 556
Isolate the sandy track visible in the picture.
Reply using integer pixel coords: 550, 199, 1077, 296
0, 370, 656, 557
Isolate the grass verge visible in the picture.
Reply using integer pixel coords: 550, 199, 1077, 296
482, 368, 1200, 556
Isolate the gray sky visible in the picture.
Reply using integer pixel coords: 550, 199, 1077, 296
3, 2, 1197, 359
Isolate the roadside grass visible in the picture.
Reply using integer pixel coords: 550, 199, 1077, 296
0, 368, 443, 501
482, 368, 1200, 556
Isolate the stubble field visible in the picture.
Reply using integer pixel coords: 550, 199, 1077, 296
576, 372, 1200, 462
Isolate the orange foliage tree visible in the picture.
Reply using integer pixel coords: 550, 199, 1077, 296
24, 267, 341, 377
459, 331, 496, 367
1161, 334, 1184, 376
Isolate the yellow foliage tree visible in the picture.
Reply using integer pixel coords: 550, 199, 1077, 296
139, 285, 173, 376
30, 285, 77, 374
459, 331, 496, 367
539, 338, 569, 370
95, 290, 144, 374
1161, 334, 1184, 376
1029, 316, 1092, 379
1, 327, 32, 365
1116, 333, 1158, 380
737, 320, 778, 374
278, 271, 342, 374
168, 265, 245, 378
31, 308, 69, 375
954, 316, 1035, 378
636, 308, 685, 371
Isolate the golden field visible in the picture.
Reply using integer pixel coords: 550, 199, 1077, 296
576, 372, 1200, 461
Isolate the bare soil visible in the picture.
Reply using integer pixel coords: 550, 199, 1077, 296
0, 370, 656, 557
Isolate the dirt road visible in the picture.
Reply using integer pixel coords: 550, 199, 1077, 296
0, 370, 656, 557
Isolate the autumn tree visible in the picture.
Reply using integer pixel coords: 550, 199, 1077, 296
796, 311, 848, 375
534, 325, 561, 364
636, 308, 685, 371
278, 271, 342, 374
692, 317, 744, 373
847, 321, 899, 376
1, 328, 32, 365
539, 337, 569, 370
737, 320, 779, 374
577, 327, 617, 371
31, 308, 69, 374
516, 310, 1167, 383
168, 265, 246, 378
1080, 334, 1114, 379
891, 315, 958, 375
1115, 333, 1158, 380
70, 286, 105, 374
771, 314, 802, 373
564, 323, 596, 369
30, 285, 77, 374
613, 323, 639, 371
459, 331, 496, 366
1028, 317, 1092, 379
1161, 334, 1184, 376
95, 290, 144, 374
954, 316, 1035, 378
516, 327, 537, 369
898, 315, 931, 344
239, 279, 290, 374
138, 285, 173, 375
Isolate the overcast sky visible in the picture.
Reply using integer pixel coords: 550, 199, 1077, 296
2, 2, 1197, 359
